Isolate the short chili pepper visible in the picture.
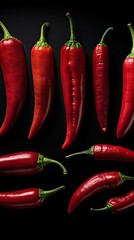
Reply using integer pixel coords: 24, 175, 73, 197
93, 27, 113, 132
60, 12, 86, 150
0, 21, 28, 136
65, 143, 134, 163
28, 21, 54, 140
116, 23, 134, 138
90, 189, 134, 213
0, 151, 67, 175
68, 171, 134, 214
0, 185, 65, 209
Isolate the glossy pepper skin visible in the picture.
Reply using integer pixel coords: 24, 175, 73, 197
93, 27, 113, 132
65, 143, 134, 163
0, 151, 67, 175
90, 190, 134, 213
68, 171, 134, 214
0, 21, 28, 136
60, 12, 86, 150
28, 22, 54, 140
0, 185, 65, 209
116, 23, 134, 138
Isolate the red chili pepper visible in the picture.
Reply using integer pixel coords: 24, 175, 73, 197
90, 190, 134, 213
0, 21, 28, 136
93, 27, 113, 132
0, 151, 67, 175
60, 12, 86, 150
68, 171, 134, 214
28, 22, 54, 140
116, 23, 134, 138
65, 143, 134, 163
0, 185, 65, 209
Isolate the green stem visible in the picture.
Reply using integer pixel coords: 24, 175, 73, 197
65, 12, 81, 47
37, 154, 67, 175
66, 12, 76, 41
39, 185, 65, 202
120, 172, 134, 180
127, 23, 134, 57
99, 27, 113, 46
0, 21, 13, 39
90, 203, 112, 212
65, 146, 93, 159
35, 22, 50, 47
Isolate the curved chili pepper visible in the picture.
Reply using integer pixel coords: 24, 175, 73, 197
116, 23, 134, 138
65, 143, 134, 163
90, 190, 134, 213
60, 12, 86, 150
0, 151, 67, 175
0, 21, 28, 136
93, 27, 113, 132
68, 171, 134, 214
0, 185, 65, 209
28, 22, 54, 140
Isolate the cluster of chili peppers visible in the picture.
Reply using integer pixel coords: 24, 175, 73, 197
66, 144, 134, 213
1, 15, 134, 213
65, 21, 134, 215
0, 17, 134, 141
0, 150, 67, 208
68, 170, 134, 214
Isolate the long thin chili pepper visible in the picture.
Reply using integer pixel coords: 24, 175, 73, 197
0, 185, 65, 209
0, 21, 28, 136
68, 171, 134, 214
65, 143, 134, 163
116, 23, 134, 138
28, 21, 54, 140
93, 27, 113, 132
60, 12, 86, 150
0, 151, 67, 175
90, 190, 134, 213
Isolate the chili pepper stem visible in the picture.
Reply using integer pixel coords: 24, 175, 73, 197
121, 173, 134, 180
0, 21, 13, 39
99, 27, 113, 46
127, 23, 134, 57
90, 203, 112, 212
65, 12, 81, 47
65, 147, 93, 159
35, 21, 50, 47
39, 185, 65, 202
43, 158, 68, 175
66, 12, 76, 41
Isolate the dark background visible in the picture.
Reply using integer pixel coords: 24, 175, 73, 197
0, 2, 134, 238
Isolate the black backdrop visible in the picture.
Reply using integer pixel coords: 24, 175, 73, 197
0, 2, 134, 238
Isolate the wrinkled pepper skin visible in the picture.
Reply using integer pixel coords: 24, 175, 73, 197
28, 22, 54, 140
116, 23, 134, 138
60, 12, 86, 150
0, 21, 28, 136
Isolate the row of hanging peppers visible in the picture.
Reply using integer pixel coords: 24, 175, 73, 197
1, 13, 134, 150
